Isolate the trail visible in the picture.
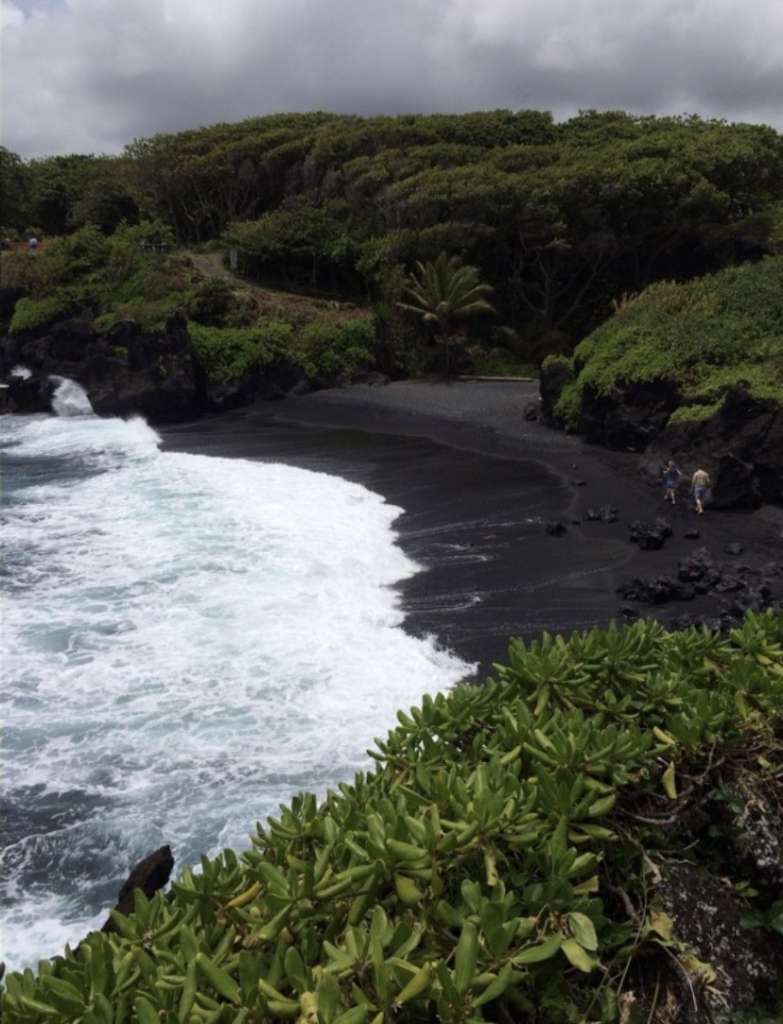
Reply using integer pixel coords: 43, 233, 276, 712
183, 250, 364, 317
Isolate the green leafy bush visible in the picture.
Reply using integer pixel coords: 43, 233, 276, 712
3, 611, 782, 1023
556, 256, 783, 429
189, 320, 293, 382
187, 278, 239, 327
294, 316, 375, 379
9, 292, 74, 333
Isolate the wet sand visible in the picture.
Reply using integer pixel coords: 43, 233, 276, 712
161, 380, 783, 679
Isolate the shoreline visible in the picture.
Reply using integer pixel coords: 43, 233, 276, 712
161, 380, 783, 679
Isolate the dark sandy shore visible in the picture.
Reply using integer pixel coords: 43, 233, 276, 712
161, 380, 783, 679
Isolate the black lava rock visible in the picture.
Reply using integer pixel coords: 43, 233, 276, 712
585, 505, 619, 523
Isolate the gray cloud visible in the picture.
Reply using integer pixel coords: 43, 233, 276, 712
2, 0, 781, 157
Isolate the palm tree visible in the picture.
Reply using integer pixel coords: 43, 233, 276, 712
398, 252, 495, 375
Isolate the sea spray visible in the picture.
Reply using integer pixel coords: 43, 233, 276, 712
49, 375, 94, 417
0, 411, 471, 970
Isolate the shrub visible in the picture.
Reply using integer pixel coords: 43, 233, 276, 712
189, 320, 292, 382
9, 292, 74, 333
188, 278, 242, 327
295, 316, 374, 379
3, 610, 782, 1024
49, 225, 110, 279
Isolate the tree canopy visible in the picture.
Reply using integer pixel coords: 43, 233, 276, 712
4, 110, 782, 359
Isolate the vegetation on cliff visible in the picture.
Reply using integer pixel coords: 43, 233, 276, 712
3, 610, 782, 1023
549, 255, 783, 431
3, 110, 783, 364
1, 221, 375, 387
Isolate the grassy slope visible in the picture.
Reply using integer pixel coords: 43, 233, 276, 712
553, 255, 783, 430
3, 611, 782, 1024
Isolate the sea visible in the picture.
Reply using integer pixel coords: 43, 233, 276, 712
0, 378, 471, 972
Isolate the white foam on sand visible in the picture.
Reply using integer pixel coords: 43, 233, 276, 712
0, 412, 472, 971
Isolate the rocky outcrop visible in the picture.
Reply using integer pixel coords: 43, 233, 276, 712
1, 315, 201, 423
580, 378, 680, 450
1, 311, 324, 423
652, 387, 783, 506
102, 845, 174, 933
617, 544, 781, 628
544, 371, 783, 508
655, 862, 783, 1021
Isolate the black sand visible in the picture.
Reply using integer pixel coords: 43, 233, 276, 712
161, 381, 783, 679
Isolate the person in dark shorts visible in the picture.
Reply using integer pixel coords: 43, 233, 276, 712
662, 460, 682, 504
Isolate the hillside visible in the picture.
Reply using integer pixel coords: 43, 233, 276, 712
540, 256, 783, 505
3, 110, 783, 363
0, 223, 375, 419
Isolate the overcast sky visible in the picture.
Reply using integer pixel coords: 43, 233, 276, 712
2, 0, 782, 157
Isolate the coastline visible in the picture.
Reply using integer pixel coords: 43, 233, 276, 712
161, 380, 783, 679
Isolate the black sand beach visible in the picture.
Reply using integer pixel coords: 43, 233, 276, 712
161, 380, 783, 679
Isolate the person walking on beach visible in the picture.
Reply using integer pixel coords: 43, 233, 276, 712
662, 459, 681, 504
691, 467, 711, 515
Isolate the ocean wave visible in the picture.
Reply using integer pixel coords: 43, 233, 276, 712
0, 412, 471, 969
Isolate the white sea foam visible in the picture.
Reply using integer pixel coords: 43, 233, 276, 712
0, 412, 471, 971
10, 365, 32, 380
50, 376, 94, 417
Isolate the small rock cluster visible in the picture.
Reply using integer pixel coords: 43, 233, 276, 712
584, 504, 619, 523
628, 516, 672, 549
618, 546, 781, 628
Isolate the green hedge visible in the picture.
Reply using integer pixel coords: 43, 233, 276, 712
3, 611, 782, 1023
556, 255, 783, 429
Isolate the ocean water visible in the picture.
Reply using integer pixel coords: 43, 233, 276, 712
0, 383, 471, 971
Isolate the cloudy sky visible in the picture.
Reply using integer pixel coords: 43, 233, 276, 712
2, 0, 782, 157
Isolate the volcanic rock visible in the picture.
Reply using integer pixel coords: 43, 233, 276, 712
585, 505, 619, 523
656, 862, 783, 1018
102, 845, 174, 932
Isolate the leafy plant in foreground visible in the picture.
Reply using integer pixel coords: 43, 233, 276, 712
2, 610, 782, 1023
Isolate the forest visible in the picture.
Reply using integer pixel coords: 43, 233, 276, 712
3, 109, 782, 363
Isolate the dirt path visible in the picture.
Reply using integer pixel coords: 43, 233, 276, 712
183, 250, 365, 317
185, 250, 239, 284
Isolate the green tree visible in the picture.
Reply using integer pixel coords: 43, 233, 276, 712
0, 147, 30, 232
398, 252, 495, 374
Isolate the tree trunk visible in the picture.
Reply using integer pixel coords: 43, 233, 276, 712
440, 320, 452, 378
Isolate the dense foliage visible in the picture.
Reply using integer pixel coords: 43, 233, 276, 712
3, 611, 782, 1023
3, 223, 189, 335
1, 221, 374, 385
189, 317, 374, 384
4, 110, 783, 360
551, 255, 783, 430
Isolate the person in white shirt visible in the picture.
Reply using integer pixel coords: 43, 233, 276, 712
691, 468, 711, 515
